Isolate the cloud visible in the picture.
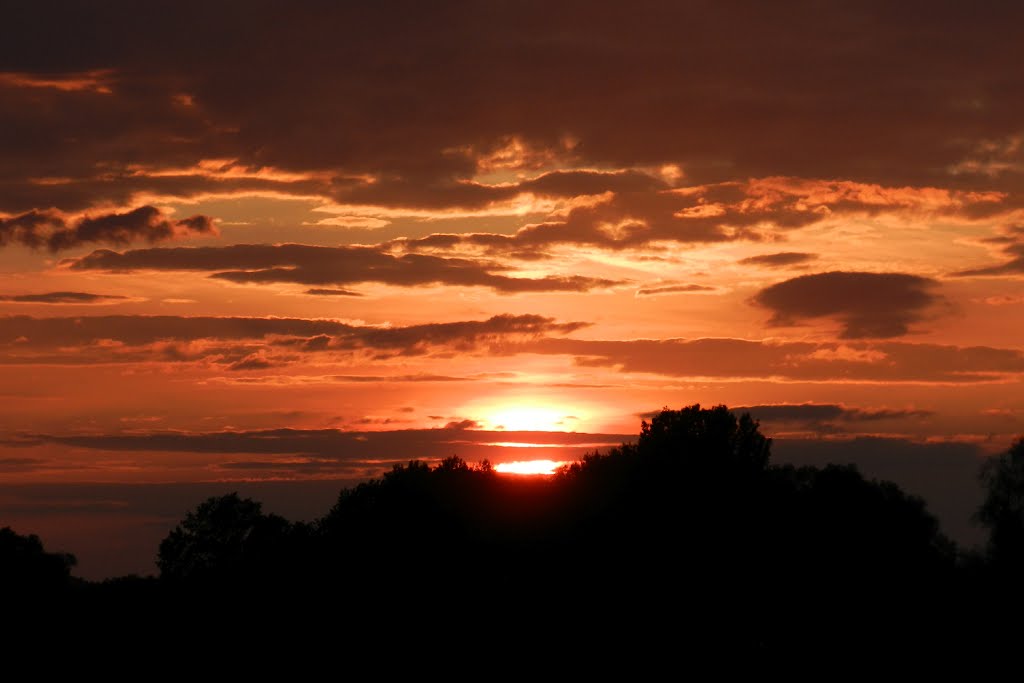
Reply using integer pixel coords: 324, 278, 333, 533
638, 403, 937, 423
443, 419, 482, 430
332, 169, 668, 211
739, 252, 818, 267
0, 206, 215, 251
751, 271, 944, 338
522, 336, 1024, 384
0, 291, 128, 304
3, 2, 1023, 222
635, 283, 714, 297
30, 426, 635, 461
0, 70, 114, 93
734, 403, 933, 428
67, 243, 621, 293
953, 225, 1024, 276
227, 353, 278, 371
304, 288, 363, 297
398, 183, 828, 254
392, 179, 1005, 258
0, 458, 49, 472
325, 314, 588, 354
0, 313, 588, 365
212, 373, 478, 387
3, 310, 1021, 384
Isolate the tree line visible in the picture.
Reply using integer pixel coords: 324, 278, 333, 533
5, 404, 1024, 661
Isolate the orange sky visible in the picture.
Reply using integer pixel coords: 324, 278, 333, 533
2, 1, 1023, 577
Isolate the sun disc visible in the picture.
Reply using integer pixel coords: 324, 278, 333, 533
494, 459, 566, 476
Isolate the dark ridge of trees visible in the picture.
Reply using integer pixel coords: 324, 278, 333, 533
6, 405, 1024, 662
0, 526, 77, 598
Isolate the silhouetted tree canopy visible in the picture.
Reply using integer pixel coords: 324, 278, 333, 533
0, 526, 76, 596
637, 404, 771, 473
157, 492, 300, 584
156, 407, 957, 608
977, 437, 1024, 570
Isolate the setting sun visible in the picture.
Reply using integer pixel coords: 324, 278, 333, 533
494, 459, 567, 475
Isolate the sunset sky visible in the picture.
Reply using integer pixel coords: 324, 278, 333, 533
3, 1, 1024, 578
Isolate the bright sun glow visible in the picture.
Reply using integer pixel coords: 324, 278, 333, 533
494, 459, 567, 476
485, 405, 574, 432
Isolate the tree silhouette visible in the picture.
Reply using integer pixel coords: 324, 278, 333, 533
316, 456, 506, 591
977, 437, 1024, 570
0, 526, 76, 597
157, 492, 296, 584
637, 403, 771, 473
549, 405, 958, 655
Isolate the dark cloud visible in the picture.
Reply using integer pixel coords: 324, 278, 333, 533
0, 206, 215, 251
333, 169, 667, 211
0, 458, 48, 472
0, 164, 336, 216
323, 374, 470, 383
519, 169, 666, 197
212, 373, 472, 386
304, 288, 363, 297
0, 211, 51, 249
31, 426, 634, 460
954, 225, 1024, 276
0, 313, 588, 364
4, 310, 1022, 384
393, 180, 1003, 257
227, 353, 277, 371
0, 314, 355, 347
3, 3, 1021, 219
635, 283, 714, 297
752, 271, 944, 338
739, 252, 818, 267
325, 314, 588, 354
67, 243, 621, 293
734, 403, 933, 425
0, 291, 127, 304
522, 336, 1024, 384
400, 184, 835, 254
443, 419, 482, 430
